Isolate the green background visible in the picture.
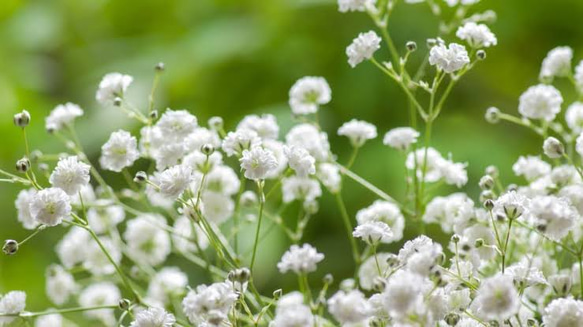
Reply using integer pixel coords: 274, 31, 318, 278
0, 0, 582, 322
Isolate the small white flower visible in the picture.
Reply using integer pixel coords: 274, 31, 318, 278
444, 0, 480, 6
200, 192, 235, 224
237, 114, 280, 139
358, 253, 394, 291
240, 146, 278, 180
456, 22, 497, 48
15, 189, 39, 230
158, 165, 193, 199
356, 200, 404, 243
473, 274, 520, 321
79, 282, 120, 326
439, 159, 468, 187
576, 132, 583, 158
316, 163, 341, 193
277, 244, 324, 274
543, 137, 565, 159
124, 215, 171, 266
528, 195, 578, 241
99, 130, 140, 172
540, 46, 573, 80
286, 124, 330, 161
281, 176, 322, 203
424, 193, 475, 234
512, 155, 551, 181
288, 77, 332, 115
382, 270, 431, 319
201, 165, 240, 196
34, 314, 63, 327
182, 282, 238, 326
56, 227, 89, 268
147, 267, 188, 305
172, 216, 209, 253
543, 298, 583, 327
272, 292, 314, 327
222, 129, 262, 157
0, 291, 26, 325
383, 127, 420, 150
96, 72, 133, 105
493, 190, 529, 220
184, 127, 221, 153
29, 187, 71, 226
575, 60, 583, 92
87, 203, 125, 234
156, 109, 198, 140
338, 0, 374, 12
406, 147, 446, 183
45, 103, 84, 131
327, 290, 372, 325
46, 265, 77, 305
429, 42, 470, 73
518, 84, 563, 121
284, 146, 316, 177
566, 102, 583, 133
49, 156, 91, 195
346, 31, 381, 68
84, 236, 122, 275
130, 307, 176, 327
353, 221, 393, 244
338, 119, 377, 147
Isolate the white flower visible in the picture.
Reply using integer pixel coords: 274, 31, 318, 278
79, 282, 120, 326
277, 244, 324, 274
473, 274, 520, 321
406, 147, 446, 183
383, 127, 420, 150
444, 0, 480, 6
288, 76, 332, 115
182, 282, 238, 325
358, 253, 394, 291
512, 155, 551, 181
99, 130, 140, 172
156, 109, 198, 140
540, 46, 573, 80
272, 292, 314, 327
286, 124, 330, 161
172, 216, 209, 253
222, 129, 262, 157
34, 314, 63, 327
439, 159, 468, 187
0, 291, 26, 325
566, 102, 583, 133
200, 192, 235, 224
316, 163, 341, 193
49, 156, 91, 195
353, 221, 393, 245
528, 195, 578, 241
456, 22, 497, 48
281, 176, 322, 203
356, 200, 405, 243
96, 72, 133, 105
382, 270, 431, 319
15, 189, 39, 230
518, 84, 563, 121
183, 151, 223, 173
45, 103, 84, 131
29, 187, 71, 226
424, 193, 475, 234
543, 298, 583, 327
576, 132, 583, 158
262, 140, 288, 179
327, 290, 372, 325
429, 42, 470, 73
158, 165, 193, 199
237, 114, 279, 139
84, 236, 122, 275
346, 31, 381, 68
576, 60, 583, 92
124, 215, 171, 266
56, 227, 89, 268
338, 0, 374, 12
398, 235, 443, 276
337, 119, 377, 147
130, 307, 176, 327
147, 267, 188, 305
201, 165, 240, 196
543, 137, 564, 159
184, 127, 221, 153
284, 146, 316, 177
87, 203, 125, 234
239, 146, 278, 180
46, 265, 77, 305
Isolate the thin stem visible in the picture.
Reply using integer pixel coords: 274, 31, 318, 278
250, 181, 265, 272
334, 192, 360, 266
13, 305, 118, 318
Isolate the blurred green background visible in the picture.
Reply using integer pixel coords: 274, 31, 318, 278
1, 0, 583, 320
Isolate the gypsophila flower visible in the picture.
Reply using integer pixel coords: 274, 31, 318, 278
383, 127, 420, 150
99, 130, 140, 172
284, 145, 316, 177
543, 298, 583, 327
240, 146, 278, 180
439, 159, 468, 187
172, 216, 209, 253
543, 137, 564, 159
49, 156, 91, 195
201, 165, 240, 196
353, 221, 393, 245
87, 203, 125, 234
493, 190, 529, 219
540, 46, 573, 80
147, 267, 188, 305
79, 282, 120, 326
406, 147, 446, 183
456, 22, 497, 48
382, 270, 431, 320
156, 109, 198, 140
84, 236, 121, 275
124, 215, 171, 266
356, 200, 404, 242
289, 77, 332, 115
158, 165, 193, 199
46, 265, 77, 306
272, 292, 314, 327
513, 155, 551, 181
338, 119, 377, 147
29, 187, 71, 226
316, 163, 341, 193
96, 72, 133, 105
338, 0, 374, 12
576, 132, 583, 158
518, 84, 563, 121
0, 291, 26, 325
575, 60, 583, 91
181, 282, 238, 325
528, 195, 577, 241
45, 103, 84, 131
222, 129, 262, 157
445, 0, 480, 6
15, 188, 39, 230
286, 124, 330, 161
473, 274, 520, 321
277, 243, 324, 274
566, 102, 583, 133
200, 192, 235, 224
281, 176, 322, 203
327, 290, 372, 325
130, 307, 176, 327
346, 31, 381, 68
34, 314, 63, 327
56, 227, 89, 268
237, 114, 280, 139
429, 42, 470, 73
358, 253, 394, 290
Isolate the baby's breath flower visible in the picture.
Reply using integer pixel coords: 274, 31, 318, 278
316, 163, 341, 193
543, 137, 564, 159
353, 221, 393, 245
49, 156, 91, 195
130, 307, 176, 327
124, 215, 171, 266
512, 155, 551, 181
15, 189, 39, 230
566, 102, 583, 133
29, 187, 71, 226
45, 103, 84, 131
0, 291, 26, 325
518, 84, 563, 121
383, 127, 420, 150
286, 124, 330, 161
289, 77, 332, 115
337, 119, 377, 147
96, 73, 133, 105
79, 283, 120, 326
156, 109, 198, 140
277, 244, 324, 274
237, 114, 280, 139
46, 265, 77, 306
456, 22, 497, 48
429, 42, 470, 73
222, 129, 262, 157
528, 195, 577, 241
357, 200, 404, 243
147, 267, 188, 305
99, 130, 140, 172
327, 290, 372, 325
346, 31, 381, 68
284, 145, 316, 177
338, 0, 374, 12
540, 46, 573, 81
473, 274, 520, 321
543, 298, 583, 327
182, 282, 238, 326
281, 176, 322, 203
157, 165, 193, 199
272, 292, 314, 327
239, 146, 278, 180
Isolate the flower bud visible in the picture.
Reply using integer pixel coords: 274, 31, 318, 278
13, 110, 31, 128
38, 163, 50, 173
272, 289, 282, 299
201, 144, 215, 156
155, 62, 165, 72
406, 41, 417, 52
208, 116, 223, 131
340, 278, 355, 291
234, 267, 250, 283
426, 38, 437, 48
118, 298, 131, 310
474, 238, 484, 248
451, 234, 460, 243
445, 313, 460, 326
477, 50, 487, 60
484, 199, 495, 211
543, 137, 564, 159
30, 150, 42, 163
323, 273, 334, 285
372, 277, 386, 293
485, 165, 499, 178
113, 97, 123, 107
150, 110, 159, 120
134, 171, 147, 183
479, 175, 494, 190
485, 107, 500, 124
480, 190, 494, 203
303, 200, 319, 215
549, 273, 572, 296
240, 191, 258, 207
527, 318, 538, 327
3, 240, 18, 255
16, 158, 31, 173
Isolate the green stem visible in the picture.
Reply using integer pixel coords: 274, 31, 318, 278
11, 305, 118, 318
334, 192, 360, 267
250, 181, 265, 272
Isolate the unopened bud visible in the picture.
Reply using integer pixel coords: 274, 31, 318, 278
13, 110, 31, 128
240, 191, 258, 207
474, 238, 484, 248
208, 117, 223, 131
485, 165, 499, 178
549, 274, 572, 296
445, 313, 460, 326
406, 41, 417, 52
134, 171, 147, 183
16, 158, 31, 173
426, 38, 437, 48
485, 107, 500, 124
543, 137, 564, 159
150, 110, 159, 120
323, 273, 334, 285
201, 144, 215, 156
372, 277, 386, 292
479, 175, 494, 190
303, 200, 319, 215
118, 298, 131, 310
451, 234, 461, 243
340, 278, 355, 291
480, 190, 494, 203
155, 62, 165, 72
477, 50, 487, 60
113, 97, 123, 107
272, 289, 283, 299
484, 199, 495, 211
3, 240, 18, 255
